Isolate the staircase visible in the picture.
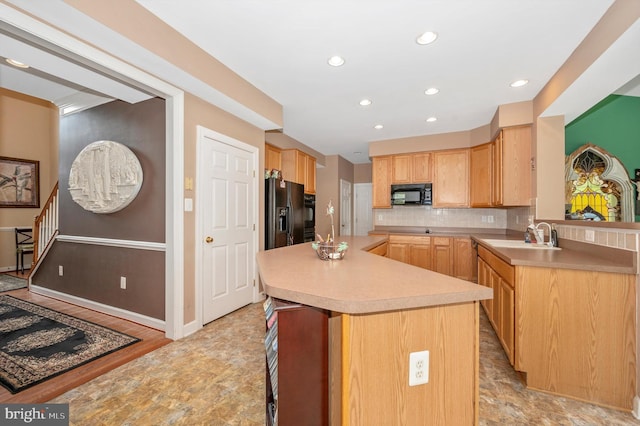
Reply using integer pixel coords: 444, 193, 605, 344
31, 182, 59, 272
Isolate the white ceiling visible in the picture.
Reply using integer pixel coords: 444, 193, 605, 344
135, 0, 622, 163
2, 0, 638, 164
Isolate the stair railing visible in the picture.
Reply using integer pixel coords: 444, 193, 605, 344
32, 181, 59, 269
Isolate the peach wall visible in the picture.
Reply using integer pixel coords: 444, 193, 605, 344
64, 0, 282, 129
354, 163, 372, 184
265, 131, 326, 166
0, 88, 58, 270
183, 94, 265, 323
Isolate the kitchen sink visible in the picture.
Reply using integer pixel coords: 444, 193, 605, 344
479, 239, 562, 250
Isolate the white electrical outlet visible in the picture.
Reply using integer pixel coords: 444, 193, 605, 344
488, 215, 494, 223
58, 265, 63, 276
409, 350, 429, 386
585, 229, 595, 242
120, 276, 127, 289
377, 214, 383, 221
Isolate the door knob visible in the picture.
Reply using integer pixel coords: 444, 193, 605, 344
205, 236, 214, 243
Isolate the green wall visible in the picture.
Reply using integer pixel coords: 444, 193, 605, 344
565, 94, 640, 221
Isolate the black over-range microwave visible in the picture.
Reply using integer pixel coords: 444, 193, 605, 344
391, 183, 432, 205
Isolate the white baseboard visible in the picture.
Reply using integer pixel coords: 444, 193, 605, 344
29, 285, 166, 334
182, 319, 202, 337
633, 396, 640, 420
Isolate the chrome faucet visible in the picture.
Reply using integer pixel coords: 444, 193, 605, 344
528, 222, 553, 246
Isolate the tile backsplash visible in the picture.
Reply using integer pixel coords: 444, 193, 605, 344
373, 206, 508, 229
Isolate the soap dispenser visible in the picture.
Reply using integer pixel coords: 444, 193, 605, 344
550, 224, 559, 247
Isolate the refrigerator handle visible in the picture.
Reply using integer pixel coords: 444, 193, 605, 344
286, 205, 294, 245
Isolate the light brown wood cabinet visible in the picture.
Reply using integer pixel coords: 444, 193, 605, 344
433, 149, 469, 207
372, 156, 392, 208
493, 126, 531, 206
367, 241, 388, 257
478, 244, 636, 410
265, 143, 281, 172
470, 126, 531, 207
477, 245, 515, 365
281, 149, 316, 194
498, 126, 531, 206
470, 142, 493, 207
391, 152, 432, 184
453, 238, 474, 281
387, 235, 473, 281
431, 236, 452, 276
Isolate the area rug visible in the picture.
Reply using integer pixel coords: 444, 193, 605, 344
0, 295, 140, 393
0, 275, 27, 292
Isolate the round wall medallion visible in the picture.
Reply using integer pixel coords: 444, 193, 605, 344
68, 140, 143, 214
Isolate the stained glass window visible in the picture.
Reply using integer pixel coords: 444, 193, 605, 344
568, 150, 621, 221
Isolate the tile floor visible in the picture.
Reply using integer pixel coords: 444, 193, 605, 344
52, 302, 640, 425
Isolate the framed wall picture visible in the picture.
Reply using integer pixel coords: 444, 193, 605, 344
0, 156, 40, 208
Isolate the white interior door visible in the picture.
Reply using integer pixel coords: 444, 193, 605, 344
354, 183, 373, 236
340, 179, 352, 236
197, 129, 257, 325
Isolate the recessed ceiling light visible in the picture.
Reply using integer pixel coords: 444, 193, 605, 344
327, 56, 345, 67
6, 58, 29, 69
359, 99, 372, 106
374, 124, 384, 130
426, 117, 437, 123
416, 31, 438, 45
424, 87, 439, 95
510, 79, 529, 88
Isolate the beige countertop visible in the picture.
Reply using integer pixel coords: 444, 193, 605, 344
472, 234, 638, 274
257, 235, 492, 314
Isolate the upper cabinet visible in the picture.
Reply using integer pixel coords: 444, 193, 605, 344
391, 153, 432, 184
265, 143, 281, 172
372, 156, 392, 208
470, 142, 493, 207
469, 126, 531, 207
498, 126, 531, 206
433, 149, 469, 207
281, 149, 316, 194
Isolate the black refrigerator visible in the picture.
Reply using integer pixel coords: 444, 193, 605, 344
265, 179, 305, 249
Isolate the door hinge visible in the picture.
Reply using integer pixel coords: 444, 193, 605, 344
253, 170, 256, 177
253, 279, 256, 287
253, 224, 256, 231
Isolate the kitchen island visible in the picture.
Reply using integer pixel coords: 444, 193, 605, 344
257, 236, 492, 425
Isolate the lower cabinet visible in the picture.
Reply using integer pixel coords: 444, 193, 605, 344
367, 241, 388, 257
264, 298, 328, 426
477, 245, 515, 365
387, 235, 473, 281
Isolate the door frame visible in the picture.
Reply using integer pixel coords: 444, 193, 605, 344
1, 5, 186, 339
194, 125, 260, 330
340, 179, 353, 237
354, 182, 373, 236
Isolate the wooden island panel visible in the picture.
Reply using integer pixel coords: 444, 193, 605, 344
515, 266, 636, 410
339, 302, 479, 425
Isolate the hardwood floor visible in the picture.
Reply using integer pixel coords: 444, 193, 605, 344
0, 285, 170, 403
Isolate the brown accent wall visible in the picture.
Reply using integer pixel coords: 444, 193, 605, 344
32, 97, 166, 320
58, 99, 166, 241
35, 242, 165, 319
0, 88, 58, 270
